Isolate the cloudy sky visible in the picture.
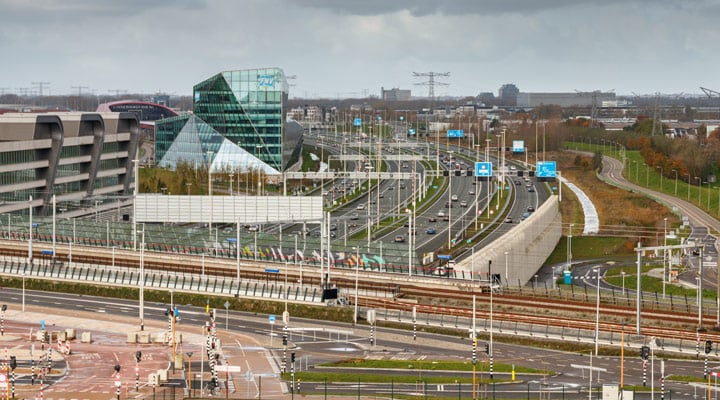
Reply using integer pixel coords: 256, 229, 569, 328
1, 0, 718, 99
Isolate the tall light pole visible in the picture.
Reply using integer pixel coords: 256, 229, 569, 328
504, 251, 509, 286
207, 151, 213, 235
567, 223, 574, 279
447, 151, 453, 249
672, 169, 678, 196
138, 224, 146, 331
686, 174, 691, 200
594, 267, 601, 356
22, 272, 26, 312
353, 246, 360, 325
656, 166, 663, 192
663, 218, 667, 299
695, 177, 701, 205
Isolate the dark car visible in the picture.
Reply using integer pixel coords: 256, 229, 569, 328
426, 227, 436, 234
527, 206, 535, 212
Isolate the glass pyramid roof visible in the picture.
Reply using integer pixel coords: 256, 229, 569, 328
158, 114, 279, 174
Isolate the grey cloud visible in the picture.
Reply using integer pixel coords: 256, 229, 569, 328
286, 0, 681, 16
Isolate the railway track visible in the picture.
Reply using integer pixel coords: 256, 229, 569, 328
2, 239, 717, 344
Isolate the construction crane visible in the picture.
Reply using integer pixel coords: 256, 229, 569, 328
413, 72, 450, 103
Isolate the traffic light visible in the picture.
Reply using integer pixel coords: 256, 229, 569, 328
484, 343, 490, 354
10, 356, 16, 370
114, 364, 121, 374
291, 352, 295, 363
282, 334, 288, 346
135, 351, 142, 362
706, 340, 713, 354
640, 346, 650, 360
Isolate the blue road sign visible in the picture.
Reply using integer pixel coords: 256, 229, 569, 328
512, 140, 525, 153
437, 254, 451, 260
475, 162, 493, 177
537, 161, 557, 178
447, 129, 464, 138
408, 128, 416, 135
265, 268, 280, 273
174, 306, 179, 317
40, 250, 54, 255
400, 116, 404, 121
353, 118, 362, 127
41, 320, 45, 330
226, 238, 237, 243
269, 315, 276, 324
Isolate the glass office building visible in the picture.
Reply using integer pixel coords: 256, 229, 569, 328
156, 67, 302, 174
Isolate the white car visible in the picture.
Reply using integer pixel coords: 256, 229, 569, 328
356, 204, 366, 210
451, 194, 459, 201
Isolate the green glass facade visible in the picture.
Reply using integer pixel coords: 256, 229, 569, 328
156, 67, 302, 173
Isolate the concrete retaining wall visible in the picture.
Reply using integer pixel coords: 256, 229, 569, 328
455, 195, 562, 286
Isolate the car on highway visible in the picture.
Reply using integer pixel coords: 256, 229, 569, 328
520, 211, 531, 221
428, 216, 437, 222
460, 201, 468, 207
468, 190, 475, 195
527, 206, 535, 212
451, 194, 459, 201
426, 227, 436, 234
356, 204, 366, 210
350, 213, 359, 220
504, 217, 513, 223
528, 187, 535, 192
394, 235, 406, 243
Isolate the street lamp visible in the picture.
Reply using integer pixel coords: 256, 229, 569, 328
695, 177, 701, 205
656, 166, 663, 192
621, 271, 626, 296
594, 267, 601, 356
22, 272, 26, 312
686, 173, 691, 200
504, 251, 508, 286
672, 169, 678, 196
138, 224, 146, 331
353, 246, 360, 325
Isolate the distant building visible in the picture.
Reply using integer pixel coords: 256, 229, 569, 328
381, 87, 411, 102
498, 84, 520, 106
516, 92, 616, 107
477, 92, 495, 104
152, 95, 171, 107
96, 100, 179, 130
155, 67, 303, 174
0, 112, 139, 215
